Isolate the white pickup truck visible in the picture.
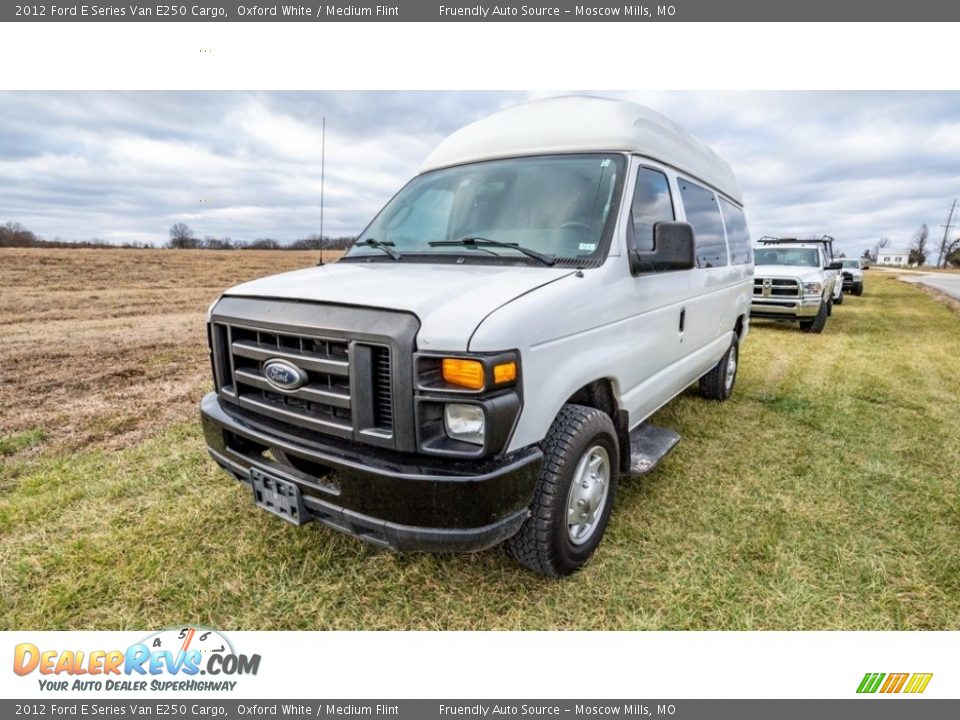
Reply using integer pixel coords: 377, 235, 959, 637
751, 239, 844, 333
200, 97, 754, 575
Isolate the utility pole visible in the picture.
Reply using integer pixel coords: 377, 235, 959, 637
936, 198, 956, 268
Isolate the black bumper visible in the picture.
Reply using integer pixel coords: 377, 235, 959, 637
200, 393, 541, 552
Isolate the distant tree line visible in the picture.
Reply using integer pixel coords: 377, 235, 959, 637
167, 223, 354, 251
0, 221, 355, 252
0, 222, 151, 249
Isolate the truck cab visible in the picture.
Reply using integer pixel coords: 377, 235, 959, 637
200, 97, 754, 575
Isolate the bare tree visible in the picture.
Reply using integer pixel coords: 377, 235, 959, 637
944, 237, 960, 267
869, 236, 891, 262
168, 223, 198, 249
0, 221, 38, 247
245, 238, 281, 250
909, 223, 929, 266
202, 236, 237, 250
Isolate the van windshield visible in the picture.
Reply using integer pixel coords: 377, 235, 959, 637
841, 259, 860, 268
754, 248, 821, 268
343, 154, 625, 266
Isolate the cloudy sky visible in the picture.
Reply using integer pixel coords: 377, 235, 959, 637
2, 91, 959, 258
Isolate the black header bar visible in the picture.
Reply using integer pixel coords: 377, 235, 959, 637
5, 0, 960, 22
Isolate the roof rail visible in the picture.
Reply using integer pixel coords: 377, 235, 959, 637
757, 235, 836, 257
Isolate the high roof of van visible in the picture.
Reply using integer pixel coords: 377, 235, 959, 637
419, 96, 743, 204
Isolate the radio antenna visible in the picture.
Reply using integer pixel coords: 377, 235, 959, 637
318, 116, 326, 266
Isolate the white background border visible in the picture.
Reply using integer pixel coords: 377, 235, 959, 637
1, 18, 957, 702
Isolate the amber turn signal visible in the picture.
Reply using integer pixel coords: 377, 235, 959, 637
493, 361, 517, 385
442, 358, 485, 390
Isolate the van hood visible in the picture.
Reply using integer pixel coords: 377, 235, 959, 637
753, 264, 823, 282
221, 261, 577, 350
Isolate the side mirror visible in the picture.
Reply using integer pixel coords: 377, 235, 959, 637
826, 260, 843, 271
630, 221, 696, 274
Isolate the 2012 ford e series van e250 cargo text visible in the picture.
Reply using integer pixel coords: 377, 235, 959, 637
200, 97, 754, 576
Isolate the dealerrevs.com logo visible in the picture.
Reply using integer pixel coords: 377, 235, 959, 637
13, 627, 260, 692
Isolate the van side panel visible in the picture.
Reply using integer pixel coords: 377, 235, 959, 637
470, 157, 752, 454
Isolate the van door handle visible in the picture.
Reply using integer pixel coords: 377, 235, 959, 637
679, 307, 686, 333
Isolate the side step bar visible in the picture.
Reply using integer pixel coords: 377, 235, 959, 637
626, 423, 681, 476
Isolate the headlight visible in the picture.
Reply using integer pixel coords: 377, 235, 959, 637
442, 358, 485, 390
439, 356, 518, 391
444, 403, 485, 445
803, 282, 823, 296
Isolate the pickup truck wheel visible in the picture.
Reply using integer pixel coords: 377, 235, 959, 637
834, 290, 844, 305
507, 405, 619, 577
699, 334, 739, 401
800, 299, 829, 333
854, 282, 864, 296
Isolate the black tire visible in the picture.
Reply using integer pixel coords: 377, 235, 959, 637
854, 282, 864, 296
699, 333, 740, 401
834, 289, 844, 305
800, 299, 829, 333
507, 405, 619, 577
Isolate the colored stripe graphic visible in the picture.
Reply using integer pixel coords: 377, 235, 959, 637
857, 672, 932, 694
903, 673, 933, 694
857, 673, 885, 693
880, 673, 909, 693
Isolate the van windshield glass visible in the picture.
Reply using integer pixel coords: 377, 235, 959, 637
841, 259, 860, 268
754, 248, 821, 268
343, 154, 625, 265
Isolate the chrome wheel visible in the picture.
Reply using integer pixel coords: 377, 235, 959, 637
566, 445, 610, 545
724, 343, 738, 394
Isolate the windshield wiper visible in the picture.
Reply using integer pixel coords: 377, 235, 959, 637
356, 238, 403, 261
428, 237, 556, 266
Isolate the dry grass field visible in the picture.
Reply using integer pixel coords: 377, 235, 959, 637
1, 249, 959, 630
0, 248, 328, 454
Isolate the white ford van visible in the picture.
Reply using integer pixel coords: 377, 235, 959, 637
201, 97, 754, 576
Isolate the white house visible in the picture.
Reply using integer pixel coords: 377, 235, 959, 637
877, 249, 910, 267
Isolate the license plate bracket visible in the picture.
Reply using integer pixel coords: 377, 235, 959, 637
250, 468, 307, 525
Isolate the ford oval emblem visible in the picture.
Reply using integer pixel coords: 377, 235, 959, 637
263, 359, 308, 391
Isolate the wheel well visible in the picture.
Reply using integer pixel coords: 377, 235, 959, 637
734, 314, 746, 338
564, 379, 630, 471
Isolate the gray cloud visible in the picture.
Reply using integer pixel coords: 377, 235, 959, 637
1, 90, 957, 257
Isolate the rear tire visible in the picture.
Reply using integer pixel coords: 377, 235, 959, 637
834, 290, 844, 305
800, 299, 829, 333
699, 334, 740, 401
507, 405, 619, 577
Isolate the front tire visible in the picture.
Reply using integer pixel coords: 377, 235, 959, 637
800, 299, 829, 333
854, 282, 864, 296
507, 405, 619, 577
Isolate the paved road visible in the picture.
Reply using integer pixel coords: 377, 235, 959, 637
901, 272, 960, 301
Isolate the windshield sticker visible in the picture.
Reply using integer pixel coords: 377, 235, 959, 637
579, 243, 597, 252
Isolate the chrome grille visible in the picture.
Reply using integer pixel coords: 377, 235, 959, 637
213, 322, 393, 441
753, 277, 801, 298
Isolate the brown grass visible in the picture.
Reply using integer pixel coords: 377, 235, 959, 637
0, 248, 336, 454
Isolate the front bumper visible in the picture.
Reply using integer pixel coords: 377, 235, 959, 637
842, 273, 862, 290
200, 393, 541, 552
750, 295, 822, 320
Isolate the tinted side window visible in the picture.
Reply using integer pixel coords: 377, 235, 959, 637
629, 167, 674, 251
678, 178, 728, 268
719, 198, 752, 265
